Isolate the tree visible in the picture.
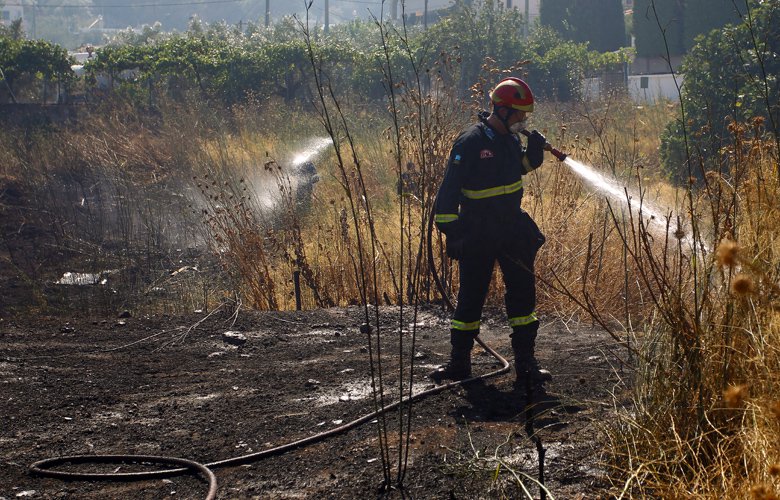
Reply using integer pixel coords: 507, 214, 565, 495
540, 0, 627, 53
423, 0, 526, 95
633, 0, 685, 57
682, 0, 742, 50
539, 0, 575, 39
660, 1, 780, 182
86, 6, 633, 107
571, 0, 626, 52
523, 25, 631, 101
0, 19, 24, 40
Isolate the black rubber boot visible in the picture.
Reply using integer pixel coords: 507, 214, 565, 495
429, 330, 476, 383
511, 324, 551, 388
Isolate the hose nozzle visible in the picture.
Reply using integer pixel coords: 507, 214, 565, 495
519, 130, 568, 162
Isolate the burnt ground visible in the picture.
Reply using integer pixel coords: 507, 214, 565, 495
0, 305, 630, 499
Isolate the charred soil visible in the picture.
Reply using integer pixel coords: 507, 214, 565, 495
1, 306, 628, 499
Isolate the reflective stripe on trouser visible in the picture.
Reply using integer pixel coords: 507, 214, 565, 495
453, 244, 536, 337
509, 312, 538, 328
435, 213, 459, 224
451, 319, 480, 331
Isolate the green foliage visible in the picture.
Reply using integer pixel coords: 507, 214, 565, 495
570, 0, 626, 52
424, 0, 526, 93
539, 0, 575, 38
79, 0, 632, 107
682, 0, 741, 50
524, 26, 632, 101
0, 19, 24, 40
0, 34, 73, 102
423, 0, 629, 101
660, 1, 780, 182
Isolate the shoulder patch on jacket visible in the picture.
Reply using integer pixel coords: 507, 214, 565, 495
480, 149, 494, 159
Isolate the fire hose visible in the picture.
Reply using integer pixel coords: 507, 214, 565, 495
30, 132, 567, 499
29, 339, 510, 499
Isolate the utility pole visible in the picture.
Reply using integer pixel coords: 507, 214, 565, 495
523, 0, 529, 38
391, 0, 397, 21
31, 0, 37, 39
423, 0, 428, 29
265, 0, 270, 27
324, 0, 329, 33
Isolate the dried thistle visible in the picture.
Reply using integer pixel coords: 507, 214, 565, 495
716, 239, 739, 267
751, 485, 779, 500
731, 274, 756, 295
723, 384, 748, 408
769, 464, 780, 477
771, 401, 780, 420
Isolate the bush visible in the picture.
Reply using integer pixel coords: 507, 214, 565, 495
660, 1, 780, 182
0, 35, 73, 103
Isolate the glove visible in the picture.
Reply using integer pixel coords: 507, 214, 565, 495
525, 130, 546, 168
527, 129, 547, 153
446, 235, 464, 260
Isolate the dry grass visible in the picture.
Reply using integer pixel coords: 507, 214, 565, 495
601, 121, 780, 498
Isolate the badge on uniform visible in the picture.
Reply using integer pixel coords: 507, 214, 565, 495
480, 149, 494, 159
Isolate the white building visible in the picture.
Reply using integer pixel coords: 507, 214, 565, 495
627, 73, 683, 103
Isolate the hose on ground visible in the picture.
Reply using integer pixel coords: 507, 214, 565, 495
29, 339, 508, 499
30, 208, 498, 499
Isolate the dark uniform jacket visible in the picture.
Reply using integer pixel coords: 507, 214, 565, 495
434, 113, 545, 256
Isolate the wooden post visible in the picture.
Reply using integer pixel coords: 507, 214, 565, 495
293, 270, 302, 310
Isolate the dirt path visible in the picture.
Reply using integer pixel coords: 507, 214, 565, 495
1, 307, 628, 499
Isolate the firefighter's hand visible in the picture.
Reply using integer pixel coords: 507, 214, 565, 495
446, 236, 464, 260
527, 130, 547, 152
525, 130, 546, 169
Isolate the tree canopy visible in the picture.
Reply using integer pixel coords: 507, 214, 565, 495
632, 0, 744, 58
539, 0, 627, 53
660, 1, 779, 182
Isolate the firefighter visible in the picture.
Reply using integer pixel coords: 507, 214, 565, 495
429, 77, 551, 388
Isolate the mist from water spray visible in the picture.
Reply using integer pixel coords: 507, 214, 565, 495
291, 137, 333, 167
562, 157, 699, 249
252, 136, 333, 213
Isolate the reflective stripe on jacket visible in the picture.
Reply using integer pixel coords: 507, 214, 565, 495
434, 114, 543, 236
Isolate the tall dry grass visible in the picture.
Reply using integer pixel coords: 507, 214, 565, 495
0, 81, 683, 319
600, 119, 780, 498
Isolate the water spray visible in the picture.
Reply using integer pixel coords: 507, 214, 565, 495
520, 129, 699, 250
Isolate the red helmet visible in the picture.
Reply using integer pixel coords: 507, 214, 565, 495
489, 77, 534, 112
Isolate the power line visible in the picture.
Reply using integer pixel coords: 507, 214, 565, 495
3, 0, 246, 8
3, 0, 385, 7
